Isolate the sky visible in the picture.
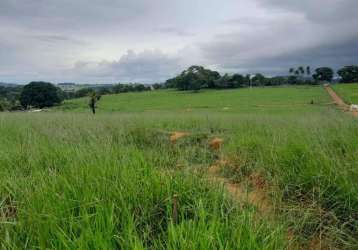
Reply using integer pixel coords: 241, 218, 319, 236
1, 0, 357, 84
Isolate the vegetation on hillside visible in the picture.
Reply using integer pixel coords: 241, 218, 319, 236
0, 85, 23, 111
1, 64, 357, 112
166, 65, 358, 91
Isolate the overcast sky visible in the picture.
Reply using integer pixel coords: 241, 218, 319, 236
1, 0, 357, 84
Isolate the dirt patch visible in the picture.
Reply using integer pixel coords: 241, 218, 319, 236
207, 161, 272, 214
170, 132, 190, 143
306, 236, 330, 250
209, 137, 224, 150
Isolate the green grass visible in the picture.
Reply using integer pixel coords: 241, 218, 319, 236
332, 83, 358, 104
1, 85, 358, 249
58, 86, 330, 115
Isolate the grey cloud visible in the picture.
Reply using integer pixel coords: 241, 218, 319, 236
257, 0, 358, 23
70, 50, 182, 83
27, 35, 88, 45
199, 0, 358, 75
230, 38, 358, 76
156, 27, 195, 37
0, 0, 357, 83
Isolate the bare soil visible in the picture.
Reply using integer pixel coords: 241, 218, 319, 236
169, 131, 190, 143
207, 160, 272, 215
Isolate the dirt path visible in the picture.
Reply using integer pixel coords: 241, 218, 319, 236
207, 159, 330, 250
166, 133, 326, 248
324, 84, 358, 117
207, 162, 272, 215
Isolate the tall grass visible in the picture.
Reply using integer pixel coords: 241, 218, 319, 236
0, 113, 287, 249
1, 85, 357, 248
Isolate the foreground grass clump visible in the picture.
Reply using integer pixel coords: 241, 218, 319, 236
0, 113, 286, 249
223, 112, 358, 247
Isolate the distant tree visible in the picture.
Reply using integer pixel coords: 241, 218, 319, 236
245, 74, 251, 87
337, 65, 358, 83
20, 81, 63, 109
306, 66, 311, 76
0, 85, 23, 104
231, 74, 246, 88
289, 68, 295, 75
312, 67, 334, 82
288, 75, 299, 85
265, 76, 287, 86
133, 84, 150, 92
0, 98, 10, 111
166, 65, 221, 91
112, 83, 151, 93
213, 73, 244, 89
152, 83, 164, 89
251, 73, 266, 86
75, 88, 94, 98
97, 86, 113, 95
214, 73, 231, 89
298, 66, 305, 75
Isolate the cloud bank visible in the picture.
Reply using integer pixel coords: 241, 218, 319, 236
0, 0, 357, 83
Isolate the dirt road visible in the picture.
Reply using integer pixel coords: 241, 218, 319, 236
324, 85, 358, 117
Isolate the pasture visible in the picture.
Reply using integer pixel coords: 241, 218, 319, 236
1, 85, 357, 249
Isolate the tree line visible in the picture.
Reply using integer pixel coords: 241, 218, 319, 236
165, 65, 358, 91
0, 82, 152, 111
0, 65, 357, 111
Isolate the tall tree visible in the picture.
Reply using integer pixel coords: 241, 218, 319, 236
20, 82, 63, 109
337, 65, 358, 83
165, 65, 221, 91
312, 67, 334, 82
298, 66, 305, 75
306, 66, 311, 76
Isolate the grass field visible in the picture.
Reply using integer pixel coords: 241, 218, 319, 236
332, 83, 358, 104
58, 86, 330, 114
1, 85, 358, 249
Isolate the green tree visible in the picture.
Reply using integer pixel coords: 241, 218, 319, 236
298, 66, 305, 75
20, 82, 63, 109
230, 74, 246, 88
75, 88, 94, 98
312, 67, 334, 82
166, 65, 221, 91
306, 66, 311, 76
337, 65, 358, 83
251, 73, 266, 86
